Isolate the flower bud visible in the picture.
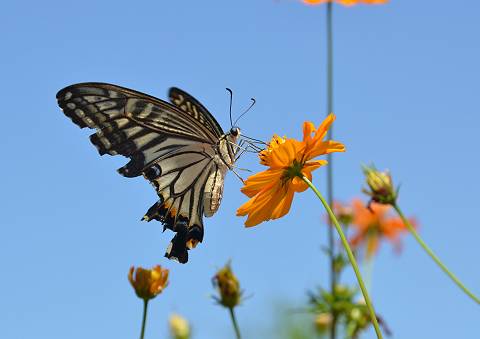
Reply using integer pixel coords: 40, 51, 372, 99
128, 265, 169, 301
169, 313, 190, 339
333, 201, 354, 226
362, 165, 397, 205
315, 313, 332, 333
212, 262, 241, 308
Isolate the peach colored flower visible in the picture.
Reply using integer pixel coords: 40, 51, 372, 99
303, 0, 388, 6
349, 199, 415, 258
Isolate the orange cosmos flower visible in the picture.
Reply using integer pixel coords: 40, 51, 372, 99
349, 199, 415, 258
237, 114, 345, 227
303, 0, 388, 6
128, 265, 169, 301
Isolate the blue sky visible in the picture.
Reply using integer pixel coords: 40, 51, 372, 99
1, 0, 480, 338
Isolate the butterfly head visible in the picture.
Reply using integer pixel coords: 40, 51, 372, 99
229, 126, 241, 138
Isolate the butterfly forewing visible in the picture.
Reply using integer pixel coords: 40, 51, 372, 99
56, 82, 234, 263
169, 87, 224, 139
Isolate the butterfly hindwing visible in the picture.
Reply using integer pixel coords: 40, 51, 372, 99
143, 150, 226, 263
57, 83, 232, 263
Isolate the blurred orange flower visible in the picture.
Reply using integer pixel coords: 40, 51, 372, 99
237, 114, 345, 227
349, 199, 415, 258
303, 0, 388, 6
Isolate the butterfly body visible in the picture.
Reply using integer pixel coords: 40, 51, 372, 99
57, 83, 239, 263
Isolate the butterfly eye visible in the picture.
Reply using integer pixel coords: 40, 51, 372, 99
230, 127, 240, 137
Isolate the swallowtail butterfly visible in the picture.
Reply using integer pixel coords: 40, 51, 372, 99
57, 83, 241, 263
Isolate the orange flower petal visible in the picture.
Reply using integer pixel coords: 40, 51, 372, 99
303, 0, 330, 4
240, 168, 284, 198
348, 198, 413, 258
305, 140, 345, 160
303, 0, 387, 5
271, 185, 295, 219
236, 183, 273, 216
242, 183, 288, 227
270, 139, 303, 168
302, 121, 316, 143
259, 134, 286, 166
237, 181, 278, 218
290, 176, 308, 192
366, 236, 380, 258
301, 115, 344, 161
303, 160, 328, 171
236, 198, 255, 217
313, 113, 335, 142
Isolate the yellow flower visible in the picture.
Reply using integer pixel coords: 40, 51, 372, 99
303, 0, 388, 6
362, 164, 397, 205
212, 262, 242, 309
169, 313, 191, 339
128, 265, 169, 300
237, 114, 345, 227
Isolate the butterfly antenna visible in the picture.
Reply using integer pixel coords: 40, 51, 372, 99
226, 88, 233, 128
233, 98, 256, 126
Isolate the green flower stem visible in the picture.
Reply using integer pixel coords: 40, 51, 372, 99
228, 307, 242, 339
140, 299, 149, 339
393, 204, 480, 305
302, 175, 383, 339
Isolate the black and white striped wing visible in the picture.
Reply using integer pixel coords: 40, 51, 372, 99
168, 87, 224, 138
169, 86, 238, 167
56, 82, 226, 263
142, 145, 228, 263
57, 82, 222, 177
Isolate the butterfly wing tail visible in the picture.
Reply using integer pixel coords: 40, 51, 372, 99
165, 226, 189, 264
163, 223, 202, 264
143, 196, 204, 264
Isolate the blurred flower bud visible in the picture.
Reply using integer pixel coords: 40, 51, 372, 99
212, 262, 242, 309
333, 284, 349, 296
315, 313, 333, 333
350, 307, 362, 321
333, 201, 354, 226
169, 313, 190, 339
362, 165, 397, 205
128, 265, 169, 301
333, 252, 348, 274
